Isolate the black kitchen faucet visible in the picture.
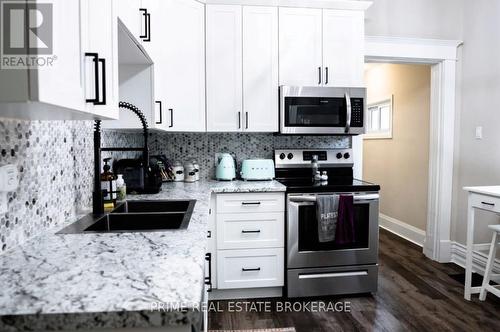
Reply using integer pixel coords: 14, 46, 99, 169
92, 102, 150, 215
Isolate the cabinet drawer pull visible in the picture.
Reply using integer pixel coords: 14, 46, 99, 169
325, 66, 329, 85
241, 229, 261, 234
481, 201, 495, 206
242, 267, 261, 272
318, 66, 322, 85
242, 202, 261, 206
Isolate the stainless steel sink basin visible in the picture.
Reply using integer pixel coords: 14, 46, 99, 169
57, 199, 196, 234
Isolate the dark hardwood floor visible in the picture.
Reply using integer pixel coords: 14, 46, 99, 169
208, 229, 500, 331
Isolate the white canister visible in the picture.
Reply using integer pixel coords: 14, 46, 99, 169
184, 162, 197, 183
191, 159, 200, 181
172, 161, 184, 182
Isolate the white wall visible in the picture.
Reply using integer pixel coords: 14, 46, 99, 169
365, 0, 500, 246
365, 0, 464, 39
452, 0, 500, 244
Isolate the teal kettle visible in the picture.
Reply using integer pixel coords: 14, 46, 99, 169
216, 153, 236, 181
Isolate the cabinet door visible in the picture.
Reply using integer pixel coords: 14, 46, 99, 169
140, 0, 167, 129
34, 0, 85, 112
278, 7, 322, 86
322, 10, 365, 87
206, 5, 243, 132
153, 0, 206, 132
82, 0, 119, 119
242, 6, 278, 132
115, 0, 143, 41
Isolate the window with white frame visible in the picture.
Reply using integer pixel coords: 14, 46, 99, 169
365, 96, 393, 139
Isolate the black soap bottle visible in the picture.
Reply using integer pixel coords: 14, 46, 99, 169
101, 158, 116, 209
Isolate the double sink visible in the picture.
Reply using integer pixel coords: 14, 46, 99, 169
58, 200, 196, 234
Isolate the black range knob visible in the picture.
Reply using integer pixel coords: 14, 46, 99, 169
344, 153, 350, 159
336, 153, 343, 159
279, 153, 286, 160
287, 153, 294, 160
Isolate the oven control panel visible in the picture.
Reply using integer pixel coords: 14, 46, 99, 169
275, 149, 353, 168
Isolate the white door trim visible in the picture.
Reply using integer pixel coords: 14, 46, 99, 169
363, 36, 462, 263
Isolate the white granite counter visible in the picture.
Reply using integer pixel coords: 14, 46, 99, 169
0, 180, 286, 331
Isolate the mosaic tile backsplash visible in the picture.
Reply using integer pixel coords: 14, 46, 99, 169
0, 119, 94, 254
149, 132, 350, 180
0, 119, 349, 253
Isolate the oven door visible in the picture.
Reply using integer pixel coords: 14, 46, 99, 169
287, 193, 379, 269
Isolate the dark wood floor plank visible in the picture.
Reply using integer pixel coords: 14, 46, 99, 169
208, 229, 500, 332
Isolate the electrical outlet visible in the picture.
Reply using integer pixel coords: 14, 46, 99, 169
0, 165, 18, 214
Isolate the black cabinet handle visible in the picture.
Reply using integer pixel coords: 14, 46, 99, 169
169, 108, 173, 128
242, 230, 261, 233
245, 112, 249, 129
318, 66, 322, 85
242, 202, 261, 205
96, 58, 106, 105
85, 53, 99, 105
205, 253, 212, 292
238, 112, 241, 129
325, 67, 329, 85
139, 8, 151, 42
481, 201, 495, 206
145, 12, 151, 42
155, 101, 162, 124
242, 267, 261, 272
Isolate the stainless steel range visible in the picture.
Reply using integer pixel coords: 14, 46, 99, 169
275, 148, 380, 298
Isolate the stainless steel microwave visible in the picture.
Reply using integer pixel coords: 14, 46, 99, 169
279, 86, 366, 135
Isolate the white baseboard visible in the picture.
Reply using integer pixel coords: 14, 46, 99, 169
379, 213, 426, 247
450, 241, 500, 275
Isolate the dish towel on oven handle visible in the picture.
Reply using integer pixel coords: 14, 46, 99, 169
335, 195, 356, 244
316, 195, 340, 243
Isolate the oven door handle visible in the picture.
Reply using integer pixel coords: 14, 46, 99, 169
289, 194, 379, 203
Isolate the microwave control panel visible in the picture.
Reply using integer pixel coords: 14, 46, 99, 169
351, 98, 364, 127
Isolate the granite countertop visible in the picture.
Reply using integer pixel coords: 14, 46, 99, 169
0, 180, 286, 331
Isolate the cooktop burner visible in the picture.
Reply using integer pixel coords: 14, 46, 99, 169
277, 177, 380, 193
274, 148, 380, 193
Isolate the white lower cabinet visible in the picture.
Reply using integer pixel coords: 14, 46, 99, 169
210, 192, 285, 294
217, 248, 284, 289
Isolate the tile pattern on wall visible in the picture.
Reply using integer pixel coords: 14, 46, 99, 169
0, 119, 94, 253
149, 132, 350, 180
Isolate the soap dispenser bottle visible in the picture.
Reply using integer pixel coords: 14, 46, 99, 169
101, 158, 116, 207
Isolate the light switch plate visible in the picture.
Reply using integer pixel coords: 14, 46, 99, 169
475, 126, 483, 139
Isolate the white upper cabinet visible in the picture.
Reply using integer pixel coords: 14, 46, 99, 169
81, 0, 119, 119
206, 5, 243, 132
322, 9, 364, 87
279, 7, 365, 88
0, 0, 86, 119
207, 4, 279, 133
142, 0, 206, 132
242, 6, 279, 132
278, 7, 323, 87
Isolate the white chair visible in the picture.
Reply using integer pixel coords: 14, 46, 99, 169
479, 225, 500, 301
